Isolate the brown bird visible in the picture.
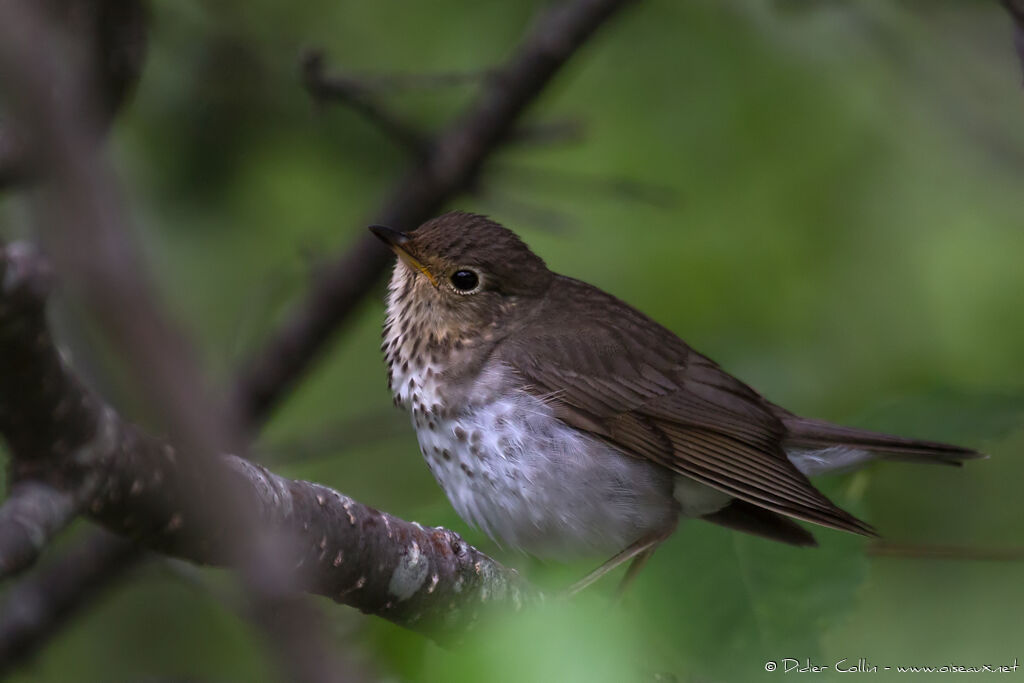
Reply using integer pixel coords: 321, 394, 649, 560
371, 211, 983, 594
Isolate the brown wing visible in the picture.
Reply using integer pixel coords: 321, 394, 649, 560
498, 276, 875, 537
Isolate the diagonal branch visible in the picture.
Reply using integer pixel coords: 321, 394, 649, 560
302, 54, 586, 155
1003, 0, 1024, 83
0, 531, 144, 673
302, 51, 429, 156
0, 242, 535, 640
0, 4, 363, 681
0, 483, 79, 578
0, 0, 636, 669
0, 0, 147, 191
233, 0, 640, 427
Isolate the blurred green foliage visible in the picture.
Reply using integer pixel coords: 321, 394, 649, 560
2, 0, 1023, 681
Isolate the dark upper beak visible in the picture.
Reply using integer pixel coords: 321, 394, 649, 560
367, 225, 439, 288
369, 225, 410, 249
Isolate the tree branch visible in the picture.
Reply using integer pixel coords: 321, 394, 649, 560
1003, 0, 1024, 83
302, 51, 429, 156
0, 0, 636, 669
233, 0, 639, 427
867, 541, 1024, 562
0, 243, 534, 639
302, 53, 586, 155
0, 3, 362, 680
0, 531, 144, 674
0, 482, 79, 578
0, 0, 147, 191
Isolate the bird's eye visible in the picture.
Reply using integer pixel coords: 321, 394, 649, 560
449, 269, 480, 293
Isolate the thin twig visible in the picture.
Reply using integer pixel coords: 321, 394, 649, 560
303, 52, 585, 153
313, 68, 498, 93
868, 541, 1024, 562
302, 51, 428, 156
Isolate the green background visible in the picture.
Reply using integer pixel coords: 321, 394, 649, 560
2, 0, 1022, 681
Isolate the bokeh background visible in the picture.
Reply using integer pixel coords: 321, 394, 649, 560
2, 0, 1022, 681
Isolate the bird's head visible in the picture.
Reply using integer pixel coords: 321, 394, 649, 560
371, 211, 552, 342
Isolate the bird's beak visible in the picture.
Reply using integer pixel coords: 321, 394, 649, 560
369, 225, 439, 288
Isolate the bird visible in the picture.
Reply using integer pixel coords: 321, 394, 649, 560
370, 211, 983, 594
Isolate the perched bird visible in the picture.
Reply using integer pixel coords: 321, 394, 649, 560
371, 211, 982, 593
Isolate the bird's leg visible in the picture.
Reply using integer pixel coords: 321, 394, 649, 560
612, 546, 658, 603
562, 522, 676, 599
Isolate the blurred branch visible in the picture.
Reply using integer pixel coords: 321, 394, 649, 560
868, 541, 1024, 562
303, 50, 589, 157
1004, 0, 1024, 26
0, 128, 30, 189
0, 483, 79, 579
302, 50, 428, 156
307, 67, 498, 93
0, 243, 534, 640
234, 0, 639, 426
303, 51, 587, 155
88, 0, 149, 122
0, 0, 147, 191
0, 3, 362, 681
0, 0, 634, 669
1003, 0, 1024, 83
0, 532, 144, 674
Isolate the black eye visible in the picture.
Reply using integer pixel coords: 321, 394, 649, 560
450, 269, 479, 292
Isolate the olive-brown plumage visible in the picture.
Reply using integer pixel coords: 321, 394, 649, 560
372, 212, 983, 589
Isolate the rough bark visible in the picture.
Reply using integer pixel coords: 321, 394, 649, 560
0, 0, 636, 671
0, 242, 534, 639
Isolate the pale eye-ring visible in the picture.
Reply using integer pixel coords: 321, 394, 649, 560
449, 268, 480, 293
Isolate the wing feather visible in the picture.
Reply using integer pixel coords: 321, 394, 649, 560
500, 276, 875, 537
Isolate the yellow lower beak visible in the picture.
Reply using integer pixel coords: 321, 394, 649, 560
369, 225, 439, 288
395, 249, 439, 288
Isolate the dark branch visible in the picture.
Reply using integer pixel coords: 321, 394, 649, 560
89, 0, 149, 123
0, 0, 147, 191
0, 128, 30, 189
0, 4, 361, 680
1003, 0, 1024, 83
302, 51, 428, 156
0, 0, 635, 668
0, 532, 144, 675
0, 483, 79, 578
234, 0, 639, 427
303, 53, 585, 154
0, 243, 534, 639
868, 541, 1024, 562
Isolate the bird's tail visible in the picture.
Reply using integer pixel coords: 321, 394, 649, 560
780, 414, 985, 469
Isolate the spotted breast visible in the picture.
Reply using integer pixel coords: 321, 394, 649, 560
382, 260, 681, 558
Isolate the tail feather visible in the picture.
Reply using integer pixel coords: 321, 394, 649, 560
781, 415, 985, 466
702, 499, 819, 547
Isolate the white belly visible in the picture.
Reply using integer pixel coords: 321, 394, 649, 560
413, 391, 680, 558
